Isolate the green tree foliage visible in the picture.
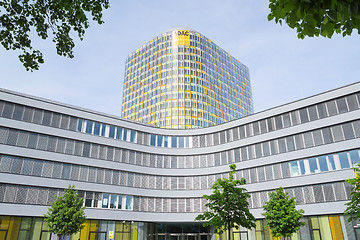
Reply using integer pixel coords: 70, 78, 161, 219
44, 185, 86, 239
268, 0, 360, 38
344, 164, 360, 222
0, 0, 109, 71
195, 164, 256, 240
262, 187, 306, 238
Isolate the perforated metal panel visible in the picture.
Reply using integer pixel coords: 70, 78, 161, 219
104, 169, 112, 184
42, 162, 53, 177
15, 186, 27, 204
56, 138, 66, 153
37, 135, 48, 150
192, 135, 199, 148
107, 147, 114, 161
47, 189, 57, 205
155, 198, 162, 212
148, 197, 155, 212
17, 131, 29, 147
323, 184, 335, 202
88, 167, 96, 183
303, 186, 315, 203
79, 166, 88, 182
114, 148, 121, 162
293, 187, 304, 204
0, 156, 12, 173
148, 175, 155, 189
171, 199, 177, 212
37, 189, 48, 205
26, 187, 39, 204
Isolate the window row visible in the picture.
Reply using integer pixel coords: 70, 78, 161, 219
1, 119, 359, 172
1, 149, 358, 190
1, 91, 359, 150
85, 193, 133, 211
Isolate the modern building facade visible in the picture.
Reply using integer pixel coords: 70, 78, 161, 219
121, 29, 253, 129
0, 82, 360, 240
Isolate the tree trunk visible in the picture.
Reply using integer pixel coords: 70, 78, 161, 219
228, 221, 231, 240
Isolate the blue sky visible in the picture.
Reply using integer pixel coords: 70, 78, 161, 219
1, 0, 359, 116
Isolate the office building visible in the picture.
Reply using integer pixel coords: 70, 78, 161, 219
121, 29, 253, 129
1, 82, 360, 239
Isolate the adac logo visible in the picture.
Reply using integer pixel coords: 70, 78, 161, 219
177, 30, 189, 36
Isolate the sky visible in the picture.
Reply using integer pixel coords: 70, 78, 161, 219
1, 0, 359, 117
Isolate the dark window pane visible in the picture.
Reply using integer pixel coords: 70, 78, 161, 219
318, 156, 328, 172
317, 103, 328, 119
308, 106, 318, 121
346, 94, 359, 111
339, 152, 350, 169
336, 97, 348, 113
283, 113, 291, 127
326, 100, 338, 116
342, 123, 355, 140
299, 108, 309, 123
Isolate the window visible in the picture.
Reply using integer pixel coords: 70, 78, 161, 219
172, 137, 177, 148
77, 119, 83, 132
85, 121, 93, 134
109, 126, 115, 138
122, 129, 128, 141
309, 158, 319, 173
93, 122, 101, 135
318, 156, 328, 172
102, 194, 109, 208
116, 127, 123, 139
110, 194, 117, 209
150, 135, 156, 146
349, 150, 360, 165
328, 155, 336, 170
339, 152, 350, 169
126, 196, 132, 210
130, 131, 136, 143
290, 161, 300, 176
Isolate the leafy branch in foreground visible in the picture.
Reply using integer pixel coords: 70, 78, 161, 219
345, 164, 360, 222
195, 164, 255, 240
0, 0, 109, 71
268, 0, 360, 39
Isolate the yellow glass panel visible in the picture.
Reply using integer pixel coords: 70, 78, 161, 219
123, 232, 131, 240
310, 217, 320, 229
30, 218, 42, 240
0, 231, 7, 240
90, 220, 99, 232
0, 216, 10, 230
329, 215, 344, 240
80, 220, 91, 240
7, 217, 21, 240
131, 222, 138, 240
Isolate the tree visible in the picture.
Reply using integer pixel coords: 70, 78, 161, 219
195, 164, 256, 240
344, 164, 360, 222
44, 185, 86, 240
0, 0, 109, 71
268, 0, 360, 39
262, 187, 306, 239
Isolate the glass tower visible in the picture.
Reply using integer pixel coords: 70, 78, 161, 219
121, 28, 253, 129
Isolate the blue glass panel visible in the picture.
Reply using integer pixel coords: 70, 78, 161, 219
93, 122, 101, 135
116, 127, 123, 139
101, 124, 106, 137
172, 137, 177, 148
157, 135, 163, 147
179, 137, 184, 148
299, 160, 306, 175
309, 158, 318, 173
102, 194, 109, 208
339, 152, 350, 169
318, 156, 328, 172
150, 135, 156, 146
126, 196, 132, 210
85, 120, 93, 134
109, 126, 115, 138
117, 195, 122, 209
349, 150, 360, 165
77, 119, 83, 132
185, 137, 189, 148
110, 194, 117, 209
130, 131, 136, 142
290, 161, 299, 176
122, 129, 128, 141
164, 136, 168, 147
328, 155, 336, 170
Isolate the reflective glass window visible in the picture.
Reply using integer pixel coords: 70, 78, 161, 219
118, 195, 123, 209
283, 113, 291, 128
317, 103, 328, 119
157, 135, 163, 147
179, 137, 184, 148
172, 137, 177, 148
336, 97, 348, 113
309, 158, 319, 173
126, 196, 132, 210
109, 126, 115, 138
122, 129, 128, 141
130, 131, 136, 142
328, 155, 336, 170
85, 121, 93, 134
150, 135, 156, 146
93, 122, 101, 135
290, 161, 300, 176
77, 119, 83, 132
318, 156, 328, 172
299, 160, 306, 175
116, 127, 123, 139
110, 194, 117, 209
349, 150, 360, 165
101, 124, 106, 137
164, 136, 168, 147
339, 152, 350, 169
102, 194, 109, 208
